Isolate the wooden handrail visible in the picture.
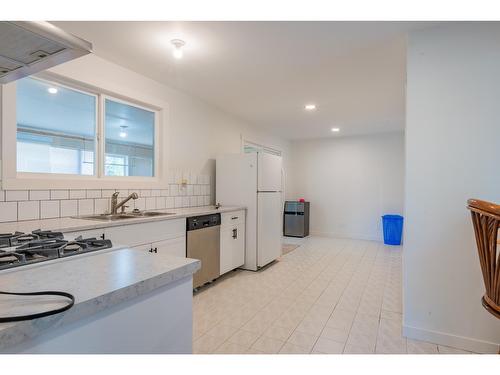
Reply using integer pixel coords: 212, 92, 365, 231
467, 198, 500, 219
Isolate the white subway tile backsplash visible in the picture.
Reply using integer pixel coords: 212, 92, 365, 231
197, 196, 205, 206
40, 201, 60, 219
94, 199, 110, 214
86, 189, 101, 199
101, 189, 116, 198
179, 185, 187, 196
50, 190, 69, 200
156, 196, 166, 209
78, 199, 94, 216
134, 197, 146, 210
190, 172, 198, 184
145, 197, 156, 210
0, 202, 17, 222
60, 200, 78, 217
69, 190, 86, 199
167, 173, 175, 184
189, 196, 197, 207
0, 170, 213, 223
30, 190, 50, 200
166, 197, 175, 209
140, 189, 151, 197
174, 196, 183, 208
18, 201, 39, 221
174, 170, 183, 184
170, 184, 179, 196
6, 190, 29, 201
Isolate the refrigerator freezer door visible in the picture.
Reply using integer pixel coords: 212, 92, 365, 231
258, 152, 282, 192
257, 192, 282, 268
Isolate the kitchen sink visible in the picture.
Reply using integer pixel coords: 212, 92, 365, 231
74, 211, 176, 221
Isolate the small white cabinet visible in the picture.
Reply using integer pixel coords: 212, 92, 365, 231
220, 210, 245, 275
65, 219, 186, 259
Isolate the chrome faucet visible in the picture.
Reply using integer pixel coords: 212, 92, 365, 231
110, 192, 139, 214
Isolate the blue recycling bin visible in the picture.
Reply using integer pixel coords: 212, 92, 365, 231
382, 215, 404, 245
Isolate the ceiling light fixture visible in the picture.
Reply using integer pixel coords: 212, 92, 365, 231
171, 39, 186, 59
47, 87, 58, 94
305, 104, 316, 111
119, 125, 128, 138
331, 127, 340, 132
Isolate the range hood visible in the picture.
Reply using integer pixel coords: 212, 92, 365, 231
0, 21, 92, 84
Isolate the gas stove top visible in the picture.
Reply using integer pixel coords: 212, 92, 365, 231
0, 230, 113, 271
0, 229, 64, 248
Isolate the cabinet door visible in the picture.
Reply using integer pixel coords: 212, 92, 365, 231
104, 219, 185, 247
220, 226, 234, 275
134, 243, 153, 252
220, 224, 245, 275
232, 223, 245, 269
152, 236, 186, 258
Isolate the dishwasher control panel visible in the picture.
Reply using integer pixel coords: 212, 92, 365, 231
187, 213, 221, 231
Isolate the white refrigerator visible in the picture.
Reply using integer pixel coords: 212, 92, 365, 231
216, 152, 282, 271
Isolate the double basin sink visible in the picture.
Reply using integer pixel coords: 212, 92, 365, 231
75, 211, 175, 222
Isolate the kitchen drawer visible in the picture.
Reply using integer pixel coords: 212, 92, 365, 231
153, 237, 186, 258
221, 210, 245, 226
104, 219, 185, 247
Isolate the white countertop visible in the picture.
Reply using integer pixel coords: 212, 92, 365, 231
0, 205, 246, 234
0, 247, 201, 351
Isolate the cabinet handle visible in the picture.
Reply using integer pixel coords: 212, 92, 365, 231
232, 228, 237, 239
231, 216, 238, 220
100, 233, 105, 240
153, 247, 158, 253
149, 248, 153, 253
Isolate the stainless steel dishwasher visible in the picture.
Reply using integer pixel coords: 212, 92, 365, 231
186, 213, 221, 289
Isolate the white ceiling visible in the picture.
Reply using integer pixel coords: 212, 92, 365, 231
54, 21, 435, 140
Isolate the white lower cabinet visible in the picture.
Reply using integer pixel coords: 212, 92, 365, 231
152, 237, 186, 258
220, 211, 245, 275
66, 219, 187, 259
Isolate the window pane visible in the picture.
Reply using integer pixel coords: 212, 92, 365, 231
16, 77, 96, 175
104, 99, 155, 177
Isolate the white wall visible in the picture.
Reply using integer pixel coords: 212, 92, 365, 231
289, 132, 404, 241
404, 23, 500, 353
0, 54, 291, 205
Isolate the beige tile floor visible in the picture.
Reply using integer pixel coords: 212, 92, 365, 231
192, 237, 474, 354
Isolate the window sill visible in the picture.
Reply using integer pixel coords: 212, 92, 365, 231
1, 174, 164, 190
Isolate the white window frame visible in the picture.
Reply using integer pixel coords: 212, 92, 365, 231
1, 73, 164, 189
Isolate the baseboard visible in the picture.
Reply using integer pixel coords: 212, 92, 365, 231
309, 230, 381, 242
403, 324, 499, 354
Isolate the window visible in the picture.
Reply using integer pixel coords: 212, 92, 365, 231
104, 99, 155, 177
11, 76, 159, 183
16, 77, 96, 175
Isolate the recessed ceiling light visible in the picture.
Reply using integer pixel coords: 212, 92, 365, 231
47, 87, 58, 94
331, 127, 340, 132
305, 104, 316, 111
171, 39, 186, 59
119, 125, 128, 138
